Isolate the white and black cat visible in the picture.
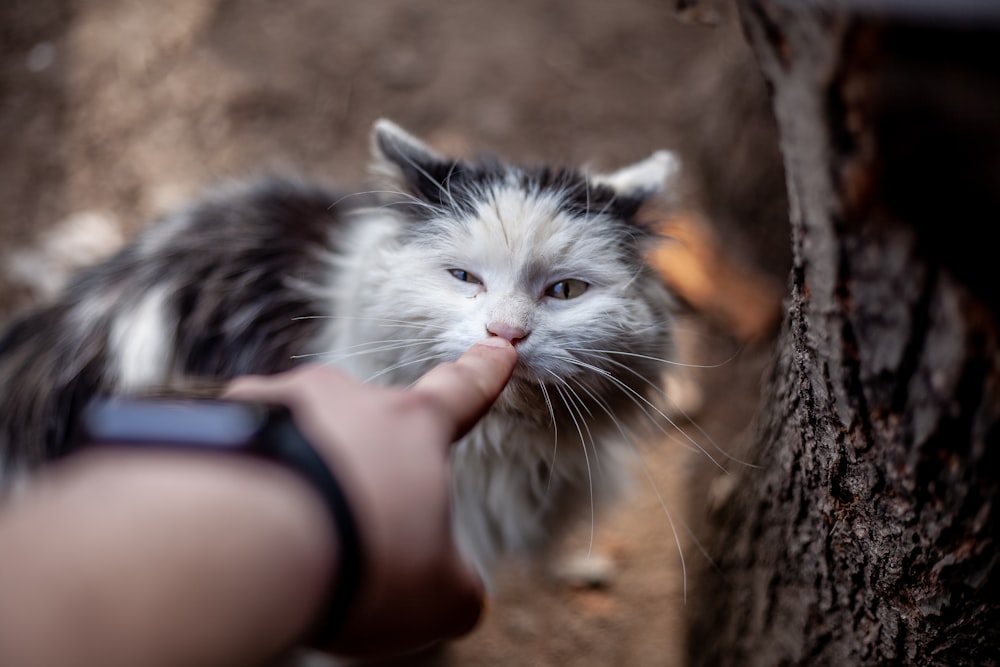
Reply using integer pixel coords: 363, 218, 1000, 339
0, 119, 679, 579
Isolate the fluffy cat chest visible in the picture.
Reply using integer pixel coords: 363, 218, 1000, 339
448, 412, 633, 576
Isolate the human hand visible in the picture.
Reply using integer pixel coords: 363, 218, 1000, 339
224, 337, 517, 657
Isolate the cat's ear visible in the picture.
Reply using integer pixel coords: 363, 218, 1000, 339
370, 119, 455, 201
592, 150, 681, 200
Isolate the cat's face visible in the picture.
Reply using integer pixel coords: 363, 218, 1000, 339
350, 120, 678, 415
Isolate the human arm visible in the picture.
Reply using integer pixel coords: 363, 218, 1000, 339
0, 337, 517, 666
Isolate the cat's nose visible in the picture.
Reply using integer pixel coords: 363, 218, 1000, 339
486, 322, 530, 346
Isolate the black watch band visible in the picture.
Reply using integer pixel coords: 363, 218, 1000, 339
255, 408, 363, 643
77, 396, 365, 644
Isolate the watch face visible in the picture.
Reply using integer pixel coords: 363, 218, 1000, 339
80, 397, 274, 451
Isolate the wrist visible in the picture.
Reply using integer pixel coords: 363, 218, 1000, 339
76, 396, 366, 644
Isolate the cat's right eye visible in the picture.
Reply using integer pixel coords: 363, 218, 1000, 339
448, 268, 483, 285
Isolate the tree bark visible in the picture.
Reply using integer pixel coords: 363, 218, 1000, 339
689, 3, 1000, 665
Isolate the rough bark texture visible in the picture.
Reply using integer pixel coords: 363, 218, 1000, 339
689, 3, 999, 665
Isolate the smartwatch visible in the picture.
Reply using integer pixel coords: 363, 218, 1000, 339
76, 395, 364, 643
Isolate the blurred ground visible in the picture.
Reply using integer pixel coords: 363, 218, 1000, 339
0, 1, 788, 665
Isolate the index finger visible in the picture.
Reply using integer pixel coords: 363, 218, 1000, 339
411, 337, 518, 442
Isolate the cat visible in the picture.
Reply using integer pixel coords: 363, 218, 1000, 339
0, 118, 679, 581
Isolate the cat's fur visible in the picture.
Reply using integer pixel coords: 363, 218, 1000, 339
0, 119, 678, 578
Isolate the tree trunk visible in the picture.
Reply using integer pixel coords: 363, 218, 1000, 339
689, 2, 1000, 665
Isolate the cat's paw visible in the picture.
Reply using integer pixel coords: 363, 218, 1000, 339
549, 550, 618, 589
661, 368, 706, 422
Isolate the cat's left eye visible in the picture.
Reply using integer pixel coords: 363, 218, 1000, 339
545, 279, 589, 300
449, 268, 483, 285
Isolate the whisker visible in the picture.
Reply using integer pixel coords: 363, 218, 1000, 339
636, 460, 688, 604
550, 378, 596, 557
442, 162, 462, 215
291, 338, 437, 362
578, 351, 762, 470
392, 148, 460, 212
330, 189, 447, 218
551, 356, 701, 455
554, 354, 730, 473
536, 380, 559, 496
565, 345, 742, 370
559, 370, 694, 603
291, 315, 451, 332
363, 351, 450, 384
553, 373, 603, 477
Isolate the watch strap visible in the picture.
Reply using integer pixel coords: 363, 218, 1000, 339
255, 410, 365, 644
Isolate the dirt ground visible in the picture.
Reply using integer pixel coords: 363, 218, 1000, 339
0, 1, 788, 665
